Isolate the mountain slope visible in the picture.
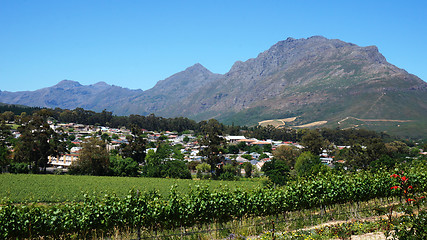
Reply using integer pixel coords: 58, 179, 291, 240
163, 36, 427, 133
116, 63, 221, 115
0, 80, 143, 113
1, 36, 426, 138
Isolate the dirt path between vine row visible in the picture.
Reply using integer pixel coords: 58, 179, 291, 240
246, 214, 395, 240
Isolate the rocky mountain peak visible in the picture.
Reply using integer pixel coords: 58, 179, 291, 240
93, 81, 109, 86
54, 80, 82, 89
183, 63, 212, 74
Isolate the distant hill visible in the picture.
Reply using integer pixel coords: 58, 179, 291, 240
1, 36, 427, 138
0, 80, 143, 114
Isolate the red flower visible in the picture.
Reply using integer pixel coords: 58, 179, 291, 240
401, 176, 407, 182
408, 185, 413, 190
390, 174, 400, 178
419, 196, 425, 200
390, 186, 400, 190
406, 198, 415, 202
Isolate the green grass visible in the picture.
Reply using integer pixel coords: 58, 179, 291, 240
6, 124, 20, 130
0, 174, 262, 203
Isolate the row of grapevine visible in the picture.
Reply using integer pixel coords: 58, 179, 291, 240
1, 169, 426, 239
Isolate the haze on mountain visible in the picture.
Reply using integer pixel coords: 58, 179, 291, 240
1, 36, 426, 138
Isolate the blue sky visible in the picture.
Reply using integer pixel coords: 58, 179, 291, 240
1, 0, 426, 92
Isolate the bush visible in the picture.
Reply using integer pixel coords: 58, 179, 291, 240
219, 171, 238, 181
8, 162, 30, 174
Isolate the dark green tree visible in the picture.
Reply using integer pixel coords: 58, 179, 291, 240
161, 160, 191, 179
200, 119, 225, 176
262, 158, 290, 185
142, 144, 191, 179
70, 137, 110, 175
294, 151, 322, 177
0, 121, 12, 172
14, 116, 61, 173
227, 144, 239, 154
243, 162, 253, 178
120, 126, 146, 164
301, 129, 327, 155
109, 155, 139, 177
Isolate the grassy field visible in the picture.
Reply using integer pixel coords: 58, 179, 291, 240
0, 174, 262, 203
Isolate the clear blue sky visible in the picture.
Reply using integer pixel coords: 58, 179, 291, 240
1, 0, 426, 92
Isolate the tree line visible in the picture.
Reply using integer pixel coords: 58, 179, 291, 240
1, 106, 425, 181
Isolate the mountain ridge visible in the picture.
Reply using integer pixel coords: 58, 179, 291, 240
1, 36, 426, 138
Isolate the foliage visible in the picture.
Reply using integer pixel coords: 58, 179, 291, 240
294, 151, 321, 177
108, 155, 139, 177
227, 144, 240, 154
120, 126, 146, 163
243, 162, 253, 178
70, 137, 110, 176
1, 168, 427, 239
161, 160, 192, 179
13, 116, 67, 173
142, 144, 191, 179
199, 119, 225, 176
219, 171, 238, 181
0, 121, 12, 172
272, 145, 300, 168
187, 160, 199, 171
0, 174, 261, 203
300, 129, 327, 155
387, 173, 427, 239
262, 158, 290, 185
195, 162, 211, 173
8, 162, 30, 174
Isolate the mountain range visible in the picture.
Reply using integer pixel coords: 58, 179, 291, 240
1, 36, 427, 138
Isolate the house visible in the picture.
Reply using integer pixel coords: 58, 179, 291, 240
225, 136, 247, 144
48, 153, 79, 167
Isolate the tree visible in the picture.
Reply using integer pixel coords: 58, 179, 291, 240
120, 126, 146, 164
142, 149, 162, 177
227, 144, 239, 154
109, 155, 139, 177
219, 163, 239, 180
13, 116, 62, 173
142, 144, 191, 179
301, 129, 327, 155
70, 137, 110, 175
101, 133, 111, 142
196, 162, 211, 173
385, 141, 409, 157
338, 144, 369, 170
0, 111, 15, 123
365, 138, 387, 163
200, 119, 225, 176
0, 121, 12, 172
187, 161, 200, 171
243, 162, 253, 178
196, 162, 211, 179
161, 160, 191, 179
272, 145, 301, 168
294, 151, 322, 177
262, 158, 290, 185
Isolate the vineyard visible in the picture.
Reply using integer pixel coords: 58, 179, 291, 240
1, 168, 426, 239
0, 174, 261, 203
